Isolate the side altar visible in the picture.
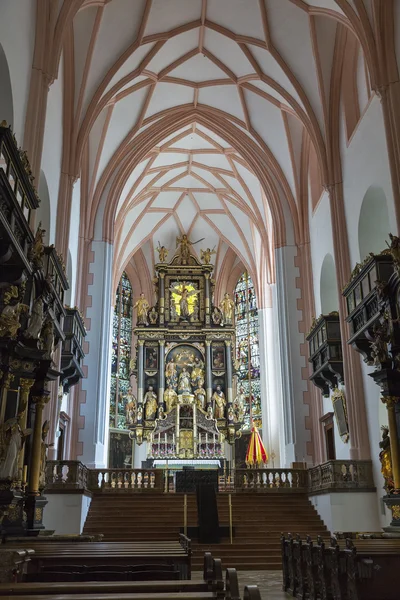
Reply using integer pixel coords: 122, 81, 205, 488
127, 237, 244, 463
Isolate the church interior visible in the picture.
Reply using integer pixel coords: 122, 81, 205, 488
1, 1, 400, 597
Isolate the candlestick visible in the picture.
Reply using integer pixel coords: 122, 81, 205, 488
22, 465, 27, 485
158, 433, 161, 455
206, 433, 208, 444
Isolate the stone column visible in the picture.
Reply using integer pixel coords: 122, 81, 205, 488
159, 273, 165, 326
28, 395, 49, 495
158, 340, 165, 406
205, 340, 213, 405
137, 340, 145, 405
17, 378, 35, 481
225, 340, 233, 405
204, 273, 211, 325
382, 396, 400, 489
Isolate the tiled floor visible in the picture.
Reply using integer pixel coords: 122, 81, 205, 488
193, 570, 288, 600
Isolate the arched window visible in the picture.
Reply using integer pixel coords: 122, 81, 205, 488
234, 272, 262, 431
109, 272, 133, 429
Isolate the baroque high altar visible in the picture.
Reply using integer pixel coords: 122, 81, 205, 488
128, 236, 244, 462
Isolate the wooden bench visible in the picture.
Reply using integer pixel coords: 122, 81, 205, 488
22, 538, 191, 581
282, 533, 400, 600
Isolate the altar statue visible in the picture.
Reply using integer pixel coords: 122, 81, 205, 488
169, 284, 200, 319
213, 385, 226, 419
124, 387, 137, 426
0, 418, 31, 481
24, 296, 44, 339
165, 358, 178, 388
219, 293, 235, 326
191, 357, 204, 386
200, 247, 216, 265
39, 420, 54, 489
234, 386, 246, 422
0, 291, 29, 339
194, 379, 206, 410
164, 385, 178, 412
156, 243, 168, 263
178, 367, 192, 394
134, 293, 150, 326
144, 386, 157, 420
379, 425, 394, 493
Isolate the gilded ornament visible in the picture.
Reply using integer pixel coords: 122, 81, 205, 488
134, 293, 150, 326
156, 243, 169, 263
28, 223, 46, 269
390, 504, 400, 521
200, 247, 216, 265
35, 507, 43, 522
0, 285, 29, 339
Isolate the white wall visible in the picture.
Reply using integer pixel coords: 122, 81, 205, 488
43, 493, 92, 535
41, 56, 64, 245
67, 180, 82, 306
310, 491, 383, 534
0, 0, 35, 143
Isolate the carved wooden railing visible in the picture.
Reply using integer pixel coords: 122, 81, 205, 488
308, 460, 375, 494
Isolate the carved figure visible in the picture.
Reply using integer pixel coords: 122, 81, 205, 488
144, 386, 157, 420
0, 293, 28, 339
175, 234, 203, 265
39, 420, 54, 489
124, 387, 137, 426
234, 386, 246, 422
200, 247, 216, 265
191, 357, 204, 386
24, 296, 44, 339
170, 297, 177, 320
194, 380, 206, 410
227, 405, 235, 422
379, 426, 394, 493
206, 405, 214, 420
41, 316, 54, 360
29, 223, 46, 268
370, 320, 390, 367
190, 299, 199, 322
148, 307, 158, 325
165, 358, 178, 388
164, 385, 178, 412
169, 284, 200, 319
158, 406, 166, 420
387, 233, 400, 269
178, 367, 192, 394
134, 293, 150, 326
213, 385, 226, 419
156, 243, 169, 263
0, 419, 31, 481
212, 306, 223, 325
219, 293, 235, 326
137, 405, 143, 422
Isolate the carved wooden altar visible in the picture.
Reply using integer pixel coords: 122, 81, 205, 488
129, 241, 242, 462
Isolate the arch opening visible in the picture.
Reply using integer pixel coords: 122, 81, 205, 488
320, 253, 339, 315
37, 170, 51, 245
0, 43, 13, 128
358, 186, 390, 260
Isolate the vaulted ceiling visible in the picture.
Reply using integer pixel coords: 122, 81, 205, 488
57, 0, 374, 296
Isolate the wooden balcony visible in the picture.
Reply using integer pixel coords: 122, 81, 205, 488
342, 253, 395, 363
0, 123, 39, 283
61, 307, 86, 392
306, 313, 343, 396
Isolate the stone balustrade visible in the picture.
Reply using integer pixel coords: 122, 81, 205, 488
308, 460, 375, 494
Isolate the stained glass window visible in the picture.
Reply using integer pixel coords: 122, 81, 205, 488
109, 272, 133, 430
234, 272, 262, 431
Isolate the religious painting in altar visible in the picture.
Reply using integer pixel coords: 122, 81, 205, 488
212, 345, 225, 369
109, 431, 133, 468
234, 272, 262, 431
109, 272, 134, 430
145, 346, 158, 369
165, 344, 205, 394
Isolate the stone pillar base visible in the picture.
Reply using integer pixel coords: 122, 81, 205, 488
25, 493, 48, 535
383, 494, 400, 528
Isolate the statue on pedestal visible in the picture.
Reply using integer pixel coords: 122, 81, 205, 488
379, 425, 394, 493
24, 296, 44, 339
190, 357, 204, 387
220, 293, 235, 326
0, 418, 31, 481
164, 385, 178, 412
134, 293, 150, 326
178, 367, 192, 394
213, 385, 226, 419
124, 387, 137, 426
234, 386, 246, 423
200, 247, 216, 265
144, 386, 157, 420
156, 243, 169, 263
194, 379, 206, 410
165, 358, 178, 388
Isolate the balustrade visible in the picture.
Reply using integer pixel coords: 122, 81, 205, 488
308, 460, 375, 494
87, 468, 163, 492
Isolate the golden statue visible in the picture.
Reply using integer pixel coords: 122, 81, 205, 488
124, 387, 137, 426
200, 247, 216, 265
165, 358, 178, 388
175, 234, 204, 265
164, 385, 178, 412
190, 357, 204, 386
169, 284, 200, 319
134, 293, 150, 326
144, 386, 157, 420
379, 426, 394, 493
213, 385, 226, 419
194, 380, 206, 410
219, 292, 235, 326
0, 286, 29, 339
156, 243, 168, 263
29, 222, 46, 268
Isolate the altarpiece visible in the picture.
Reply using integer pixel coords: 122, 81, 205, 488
123, 237, 244, 466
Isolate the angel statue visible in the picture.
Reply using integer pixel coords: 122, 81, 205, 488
156, 242, 168, 263
200, 247, 216, 265
169, 284, 200, 319
175, 234, 204, 265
